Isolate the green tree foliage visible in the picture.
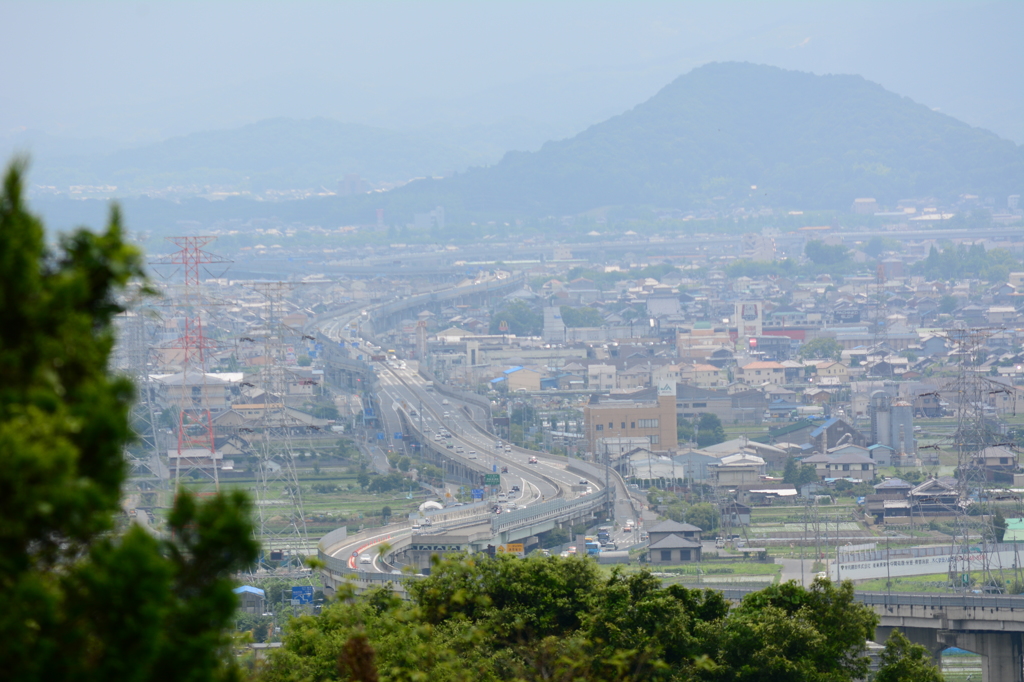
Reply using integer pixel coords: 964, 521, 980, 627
799, 337, 843, 361
677, 414, 696, 443
509, 403, 536, 425
695, 413, 726, 448
489, 299, 543, 336
418, 463, 444, 486
862, 236, 903, 258
684, 502, 719, 532
560, 305, 606, 328
784, 457, 800, 484
0, 161, 258, 682
366, 472, 413, 493
783, 457, 820, 488
874, 629, 943, 682
805, 239, 850, 266
308, 402, 339, 420
236, 612, 276, 643
914, 243, 1021, 283
724, 579, 879, 681
259, 555, 907, 682
994, 507, 1007, 543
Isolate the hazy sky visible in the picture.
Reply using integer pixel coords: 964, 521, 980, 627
3, 1, 1022, 151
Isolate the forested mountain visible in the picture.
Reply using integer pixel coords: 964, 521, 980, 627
395, 62, 1024, 214
25, 62, 1024, 229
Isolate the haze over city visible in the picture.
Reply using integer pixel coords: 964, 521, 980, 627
2, 3, 1024, 681
4, 2, 1023, 150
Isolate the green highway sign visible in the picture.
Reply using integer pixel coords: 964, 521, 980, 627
484, 473, 501, 486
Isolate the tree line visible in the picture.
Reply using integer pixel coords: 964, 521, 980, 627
259, 554, 940, 682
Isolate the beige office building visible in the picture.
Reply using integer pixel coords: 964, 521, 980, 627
584, 383, 678, 454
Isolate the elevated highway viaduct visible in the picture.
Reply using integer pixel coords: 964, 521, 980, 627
718, 589, 1024, 682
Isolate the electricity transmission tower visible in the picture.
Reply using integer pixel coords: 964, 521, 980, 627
927, 326, 1017, 592
149, 237, 231, 490
244, 282, 312, 570
116, 303, 169, 504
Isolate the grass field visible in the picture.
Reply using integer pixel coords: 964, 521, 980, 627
855, 569, 1024, 593
605, 559, 783, 588
941, 650, 983, 681
156, 459, 430, 542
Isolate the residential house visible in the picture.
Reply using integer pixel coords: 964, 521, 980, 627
809, 417, 867, 453
815, 361, 849, 383
721, 501, 752, 527
648, 534, 703, 564
867, 443, 895, 467
617, 364, 653, 391
711, 453, 766, 486
800, 450, 875, 481
671, 449, 720, 482
588, 364, 617, 391
680, 362, 728, 389
648, 520, 703, 544
233, 586, 266, 615
909, 477, 961, 516
644, 519, 703, 564
736, 361, 787, 386
498, 366, 542, 392
698, 438, 789, 470
971, 445, 1019, 483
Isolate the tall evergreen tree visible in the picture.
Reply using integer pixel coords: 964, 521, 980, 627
0, 160, 258, 682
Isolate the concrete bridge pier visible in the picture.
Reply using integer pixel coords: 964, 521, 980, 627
938, 630, 1023, 682
875, 626, 946, 664
877, 625, 1023, 682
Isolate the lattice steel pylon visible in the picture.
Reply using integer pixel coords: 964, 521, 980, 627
149, 237, 230, 491
244, 282, 312, 570
119, 306, 168, 494
872, 263, 894, 378
931, 325, 1015, 592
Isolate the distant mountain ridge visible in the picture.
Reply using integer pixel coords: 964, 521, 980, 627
26, 117, 524, 193
391, 62, 1024, 214
22, 62, 1024, 231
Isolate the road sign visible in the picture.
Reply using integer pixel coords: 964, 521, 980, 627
377, 432, 385, 440
484, 473, 500, 486
471, 488, 484, 498
292, 585, 314, 605
497, 543, 525, 557
394, 432, 403, 439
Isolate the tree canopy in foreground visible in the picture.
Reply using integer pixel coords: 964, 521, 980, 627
0, 160, 258, 682
261, 553, 941, 682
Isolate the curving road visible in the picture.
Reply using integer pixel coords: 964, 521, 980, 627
311, 285, 641, 573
